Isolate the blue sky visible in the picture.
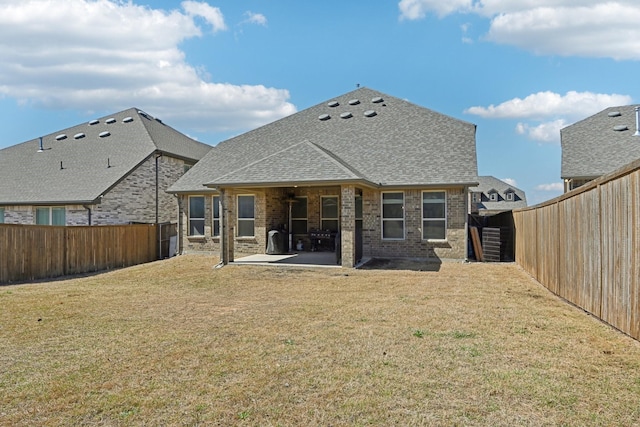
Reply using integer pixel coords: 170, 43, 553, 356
0, 1, 638, 204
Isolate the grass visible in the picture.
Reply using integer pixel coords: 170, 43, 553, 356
1, 255, 640, 426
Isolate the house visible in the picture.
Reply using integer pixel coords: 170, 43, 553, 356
469, 176, 527, 215
168, 87, 478, 267
561, 105, 640, 192
0, 108, 211, 226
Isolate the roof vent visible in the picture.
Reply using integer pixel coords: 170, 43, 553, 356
364, 110, 377, 117
635, 106, 640, 136
372, 97, 384, 103
613, 125, 628, 132
99, 131, 111, 138
318, 114, 331, 121
74, 132, 86, 139
55, 134, 67, 141
327, 101, 339, 107
123, 116, 133, 123
348, 99, 360, 105
608, 111, 622, 117
89, 119, 99, 125
105, 118, 116, 124
340, 112, 353, 119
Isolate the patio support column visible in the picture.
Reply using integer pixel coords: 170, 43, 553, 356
220, 188, 234, 264
340, 184, 356, 267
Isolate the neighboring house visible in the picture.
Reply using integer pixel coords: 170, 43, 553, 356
561, 105, 640, 192
168, 87, 478, 267
469, 176, 527, 215
0, 108, 211, 226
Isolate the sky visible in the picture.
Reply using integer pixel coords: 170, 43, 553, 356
0, 1, 638, 205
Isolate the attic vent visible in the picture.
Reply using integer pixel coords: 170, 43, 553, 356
372, 97, 384, 103
608, 111, 622, 117
89, 119, 99, 125
318, 114, 331, 121
364, 110, 377, 117
105, 118, 116, 124
348, 99, 360, 105
614, 125, 628, 132
123, 116, 133, 123
327, 101, 339, 107
74, 132, 85, 139
340, 112, 353, 119
55, 134, 67, 141
99, 131, 111, 138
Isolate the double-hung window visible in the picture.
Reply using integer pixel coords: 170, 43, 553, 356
320, 196, 339, 232
291, 197, 308, 234
382, 192, 404, 239
188, 196, 205, 236
212, 196, 220, 237
422, 191, 446, 240
237, 195, 255, 237
36, 207, 66, 225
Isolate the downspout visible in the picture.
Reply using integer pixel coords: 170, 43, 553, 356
464, 185, 469, 263
216, 188, 227, 268
173, 193, 182, 256
83, 205, 92, 225
155, 153, 163, 260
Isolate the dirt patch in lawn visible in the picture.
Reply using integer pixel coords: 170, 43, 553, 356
1, 255, 639, 426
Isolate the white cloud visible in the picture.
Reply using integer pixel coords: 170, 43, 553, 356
467, 91, 632, 143
501, 178, 518, 187
398, 1, 640, 60
0, 0, 295, 134
243, 11, 267, 26
535, 182, 564, 192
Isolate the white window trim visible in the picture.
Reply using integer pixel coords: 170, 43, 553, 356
237, 194, 255, 238
489, 192, 498, 202
188, 196, 205, 236
320, 195, 339, 232
422, 190, 447, 242
381, 191, 405, 240
505, 192, 514, 201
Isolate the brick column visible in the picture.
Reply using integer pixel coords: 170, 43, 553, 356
340, 185, 356, 267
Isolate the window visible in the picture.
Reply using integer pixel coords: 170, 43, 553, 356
35, 207, 66, 225
188, 196, 205, 236
291, 197, 308, 234
0, 207, 4, 223
237, 195, 255, 237
212, 196, 220, 237
321, 196, 339, 232
471, 192, 481, 203
382, 192, 404, 239
422, 191, 446, 240
505, 192, 514, 201
489, 192, 498, 201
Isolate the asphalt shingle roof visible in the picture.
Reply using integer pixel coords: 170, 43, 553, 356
561, 105, 640, 179
470, 176, 527, 211
169, 87, 478, 192
0, 108, 211, 205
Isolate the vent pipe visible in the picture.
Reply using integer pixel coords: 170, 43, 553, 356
634, 106, 640, 136
37, 137, 44, 152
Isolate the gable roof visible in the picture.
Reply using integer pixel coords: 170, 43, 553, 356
169, 87, 478, 193
470, 176, 527, 211
0, 108, 211, 205
561, 105, 640, 179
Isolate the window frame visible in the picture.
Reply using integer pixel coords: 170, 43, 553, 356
291, 196, 308, 235
35, 207, 66, 226
489, 192, 498, 202
211, 195, 221, 237
505, 192, 514, 201
0, 207, 4, 224
237, 194, 255, 238
320, 195, 339, 232
422, 190, 447, 241
188, 196, 205, 236
381, 191, 405, 240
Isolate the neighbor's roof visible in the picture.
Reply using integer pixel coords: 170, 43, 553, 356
561, 105, 640, 179
169, 87, 478, 192
470, 176, 527, 211
0, 108, 211, 205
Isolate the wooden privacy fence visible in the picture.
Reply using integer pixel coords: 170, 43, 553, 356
514, 159, 640, 340
0, 224, 158, 284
